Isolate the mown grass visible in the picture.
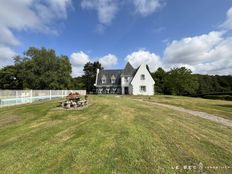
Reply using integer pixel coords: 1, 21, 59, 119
132, 95, 232, 120
0, 95, 232, 174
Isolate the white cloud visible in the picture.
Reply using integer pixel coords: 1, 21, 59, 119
163, 31, 223, 65
0, 0, 72, 67
220, 7, 232, 30
70, 51, 91, 77
163, 31, 232, 75
0, 46, 17, 68
99, 54, 117, 68
70, 51, 118, 76
0, 28, 21, 46
48, 0, 72, 18
0, 0, 71, 35
132, 0, 162, 16
125, 50, 161, 72
70, 51, 90, 66
80, 0, 163, 28
81, 0, 118, 25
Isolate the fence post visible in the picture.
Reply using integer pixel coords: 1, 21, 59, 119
16, 91, 18, 105
30, 90, 33, 103
50, 90, 52, 100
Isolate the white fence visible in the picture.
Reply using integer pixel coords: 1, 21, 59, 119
0, 90, 86, 107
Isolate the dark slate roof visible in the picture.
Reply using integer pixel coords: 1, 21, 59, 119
97, 69, 123, 86
121, 62, 135, 76
146, 65, 151, 74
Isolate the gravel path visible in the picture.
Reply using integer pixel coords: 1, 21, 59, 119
136, 99, 232, 128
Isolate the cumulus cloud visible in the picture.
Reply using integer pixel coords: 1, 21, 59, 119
0, 0, 72, 67
125, 50, 161, 72
70, 51, 90, 66
99, 54, 117, 68
70, 51, 118, 77
220, 7, 232, 30
163, 31, 232, 75
132, 0, 162, 16
163, 31, 223, 65
161, 7, 232, 75
81, 0, 118, 25
70, 51, 91, 77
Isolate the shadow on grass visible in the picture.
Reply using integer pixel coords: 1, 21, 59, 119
162, 96, 175, 99
215, 104, 232, 108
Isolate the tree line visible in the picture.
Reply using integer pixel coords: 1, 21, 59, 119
0, 47, 232, 99
152, 67, 232, 100
0, 47, 103, 91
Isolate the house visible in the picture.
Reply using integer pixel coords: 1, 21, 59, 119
95, 62, 155, 95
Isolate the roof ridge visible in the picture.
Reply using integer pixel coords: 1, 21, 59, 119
121, 62, 135, 76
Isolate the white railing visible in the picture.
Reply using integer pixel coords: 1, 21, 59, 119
0, 90, 86, 107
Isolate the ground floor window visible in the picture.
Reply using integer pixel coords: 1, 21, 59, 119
96, 87, 121, 94
140, 86, 146, 92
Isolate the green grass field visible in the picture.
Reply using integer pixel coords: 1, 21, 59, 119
0, 95, 232, 174
132, 95, 232, 120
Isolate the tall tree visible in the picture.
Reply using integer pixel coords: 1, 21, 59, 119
0, 65, 21, 89
164, 67, 199, 95
0, 47, 72, 89
71, 77, 86, 89
152, 67, 166, 94
83, 61, 103, 93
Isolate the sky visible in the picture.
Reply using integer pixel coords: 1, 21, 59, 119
0, 0, 232, 76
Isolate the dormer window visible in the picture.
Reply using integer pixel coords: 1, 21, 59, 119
141, 74, 145, 80
102, 75, 106, 84
111, 75, 116, 84
124, 77, 129, 83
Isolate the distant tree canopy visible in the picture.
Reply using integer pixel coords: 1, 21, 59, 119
151, 67, 232, 96
152, 67, 166, 94
164, 67, 199, 95
0, 47, 72, 89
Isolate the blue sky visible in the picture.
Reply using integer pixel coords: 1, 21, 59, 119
0, 0, 232, 76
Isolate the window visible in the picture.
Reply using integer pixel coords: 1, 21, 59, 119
140, 86, 146, 92
124, 77, 129, 83
140, 74, 145, 80
102, 75, 106, 84
111, 79, 115, 84
102, 79, 106, 84
111, 75, 116, 84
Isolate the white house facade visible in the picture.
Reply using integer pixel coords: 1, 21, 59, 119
131, 64, 155, 95
95, 62, 155, 95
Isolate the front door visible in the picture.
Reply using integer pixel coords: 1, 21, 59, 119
124, 87, 129, 95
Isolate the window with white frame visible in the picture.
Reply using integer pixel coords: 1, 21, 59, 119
140, 74, 145, 80
111, 75, 116, 84
101, 75, 106, 84
140, 86, 146, 92
124, 77, 129, 83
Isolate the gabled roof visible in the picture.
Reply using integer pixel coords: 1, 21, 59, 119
130, 64, 154, 84
97, 69, 122, 86
121, 62, 135, 76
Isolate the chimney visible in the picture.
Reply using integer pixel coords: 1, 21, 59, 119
94, 69, 100, 86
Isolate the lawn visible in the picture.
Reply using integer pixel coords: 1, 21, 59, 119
132, 95, 232, 120
0, 95, 232, 174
